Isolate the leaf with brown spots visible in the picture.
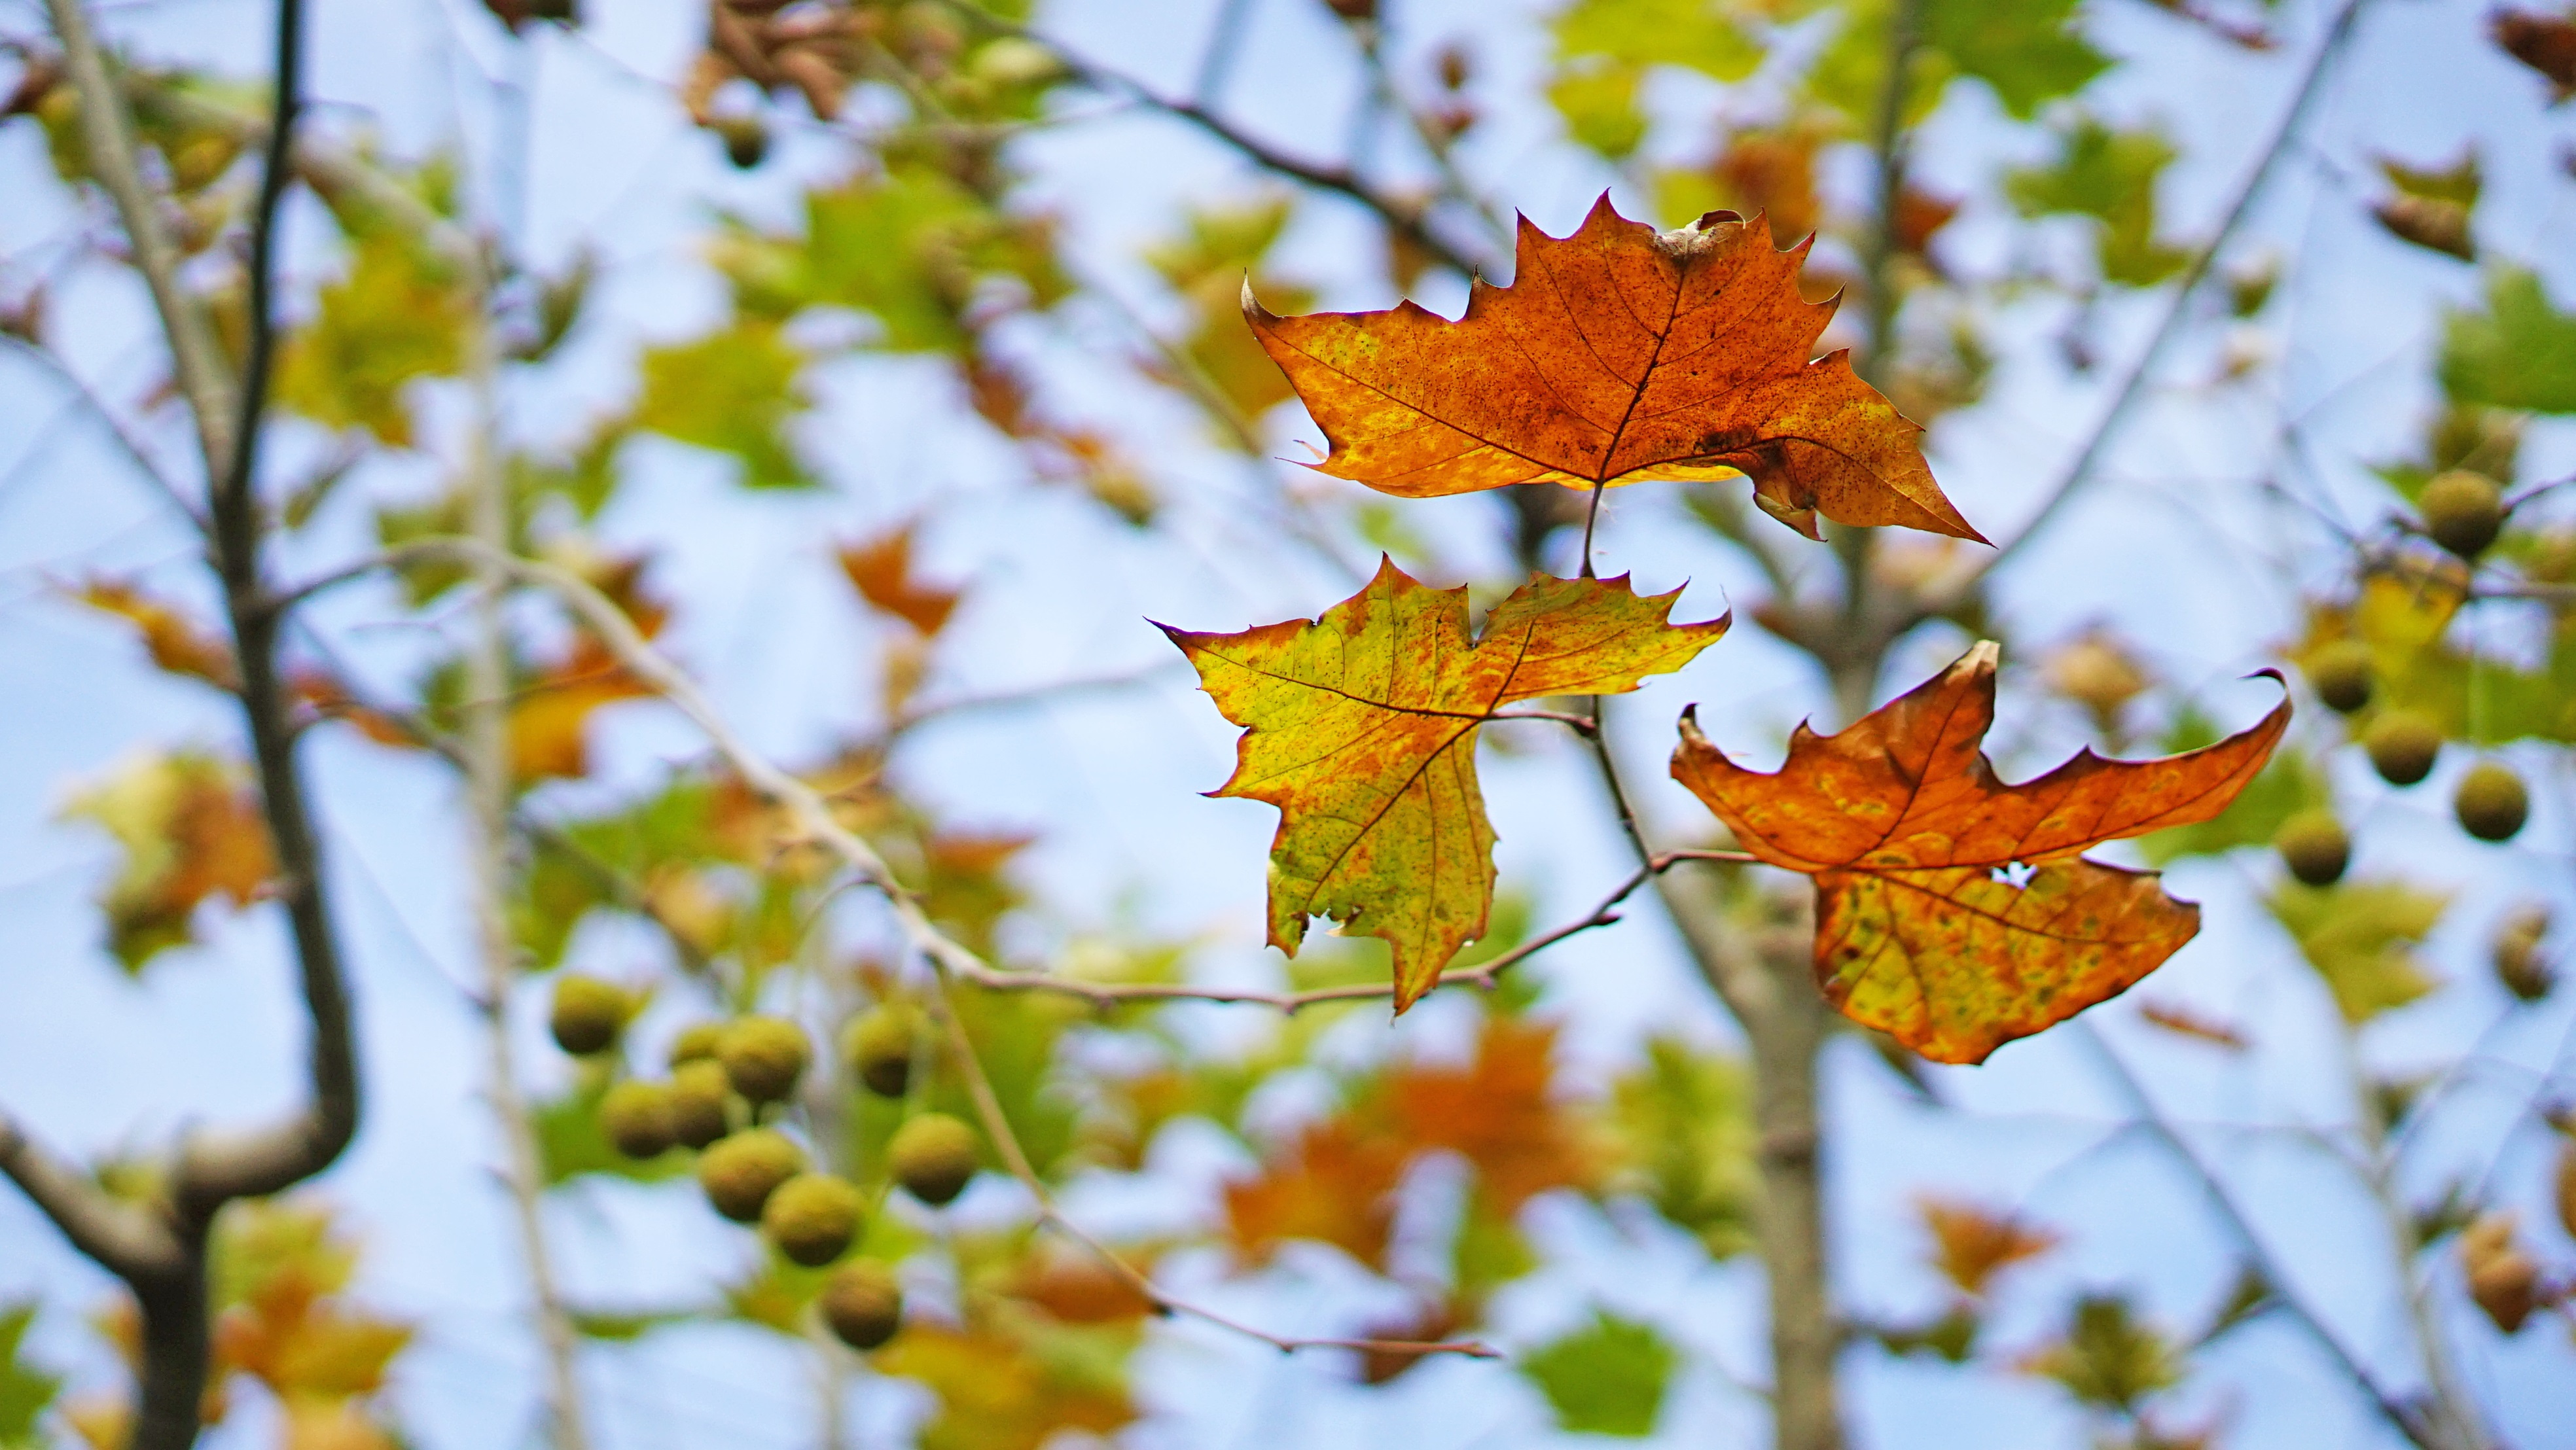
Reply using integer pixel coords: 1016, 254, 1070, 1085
1671, 641, 2287, 1063
1244, 194, 1981, 542
1166, 557, 1727, 1009
62, 749, 276, 972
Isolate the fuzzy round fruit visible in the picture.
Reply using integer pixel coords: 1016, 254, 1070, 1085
714, 115, 768, 170
843, 1005, 920, 1099
697, 1129, 806, 1223
668, 1021, 726, 1069
762, 1173, 866, 1267
2306, 640, 2374, 715
2363, 711, 2442, 787
548, 976, 629, 1056
599, 1080, 677, 1160
719, 1016, 811, 1105
2420, 469, 2505, 559
2454, 762, 2530, 842
2492, 906, 2554, 1002
2469, 1248, 2539, 1334
2272, 811, 2350, 887
668, 1060, 736, 1149
888, 1113, 979, 1207
819, 1260, 904, 1351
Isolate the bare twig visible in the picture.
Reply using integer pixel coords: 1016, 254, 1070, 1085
923, 974, 1499, 1362
1920, 0, 2374, 616
0, 333, 203, 527
2075, 1023, 2469, 1450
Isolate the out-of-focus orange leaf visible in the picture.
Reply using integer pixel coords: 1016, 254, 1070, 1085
1168, 557, 1726, 1008
508, 553, 669, 783
838, 524, 961, 636
873, 1322, 1134, 1450
1712, 128, 1822, 247
1386, 1016, 1601, 1212
2136, 1000, 2249, 1051
67, 578, 238, 687
63, 750, 277, 972
283, 670, 418, 749
1223, 1118, 1410, 1271
1918, 1197, 2059, 1299
1008, 1249, 1157, 1324
2493, 9, 2576, 102
1672, 641, 2288, 1063
1894, 186, 1962, 260
1245, 194, 1981, 542
279, 1400, 401, 1450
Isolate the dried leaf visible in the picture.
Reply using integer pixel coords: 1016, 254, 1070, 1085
1672, 641, 2288, 1063
1222, 1119, 1408, 1270
2136, 1001, 2249, 1050
1918, 1197, 2058, 1299
63, 750, 277, 972
66, 578, 237, 687
2493, 9, 2576, 101
838, 525, 961, 636
1245, 196, 1980, 542
1384, 1016, 1601, 1212
1167, 558, 1727, 1008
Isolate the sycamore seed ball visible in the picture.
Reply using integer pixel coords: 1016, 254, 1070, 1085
819, 1260, 904, 1351
599, 1079, 677, 1160
668, 1059, 736, 1149
719, 1016, 812, 1105
697, 1128, 806, 1223
888, 1113, 980, 1207
844, 1005, 920, 1099
668, 1021, 726, 1070
2454, 762, 2530, 842
2492, 906, 2554, 1003
2363, 711, 2443, 787
2420, 470, 2505, 559
762, 1173, 867, 1267
2306, 640, 2374, 715
548, 975, 629, 1056
714, 115, 768, 170
2272, 811, 2350, 887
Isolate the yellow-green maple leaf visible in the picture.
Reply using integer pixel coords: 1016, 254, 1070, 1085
1165, 559, 1728, 1009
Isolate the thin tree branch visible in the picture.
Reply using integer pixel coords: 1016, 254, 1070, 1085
2074, 1022, 2465, 1450
923, 975, 1499, 1362
0, 333, 204, 529
41, 0, 236, 482
1918, 0, 2373, 616
0, 1112, 185, 1279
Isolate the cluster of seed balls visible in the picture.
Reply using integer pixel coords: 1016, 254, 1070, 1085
2278, 470, 2531, 891
547, 981, 978, 1351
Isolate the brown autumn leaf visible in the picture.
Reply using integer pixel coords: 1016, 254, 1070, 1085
1384, 1015, 1602, 1212
1244, 194, 1982, 542
2136, 1000, 2249, 1050
838, 523, 961, 637
2493, 9, 2576, 102
1167, 557, 1727, 1009
1223, 1118, 1410, 1271
507, 553, 670, 782
1672, 641, 2288, 1063
67, 578, 238, 687
1917, 1197, 2060, 1299
63, 750, 277, 972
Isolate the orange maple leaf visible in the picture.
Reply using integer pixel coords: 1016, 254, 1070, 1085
1671, 641, 2287, 1063
1223, 1118, 1410, 1271
68, 577, 239, 687
1244, 194, 1982, 542
1386, 1016, 1601, 1212
838, 523, 961, 636
1917, 1196, 2060, 1300
1166, 557, 1727, 1009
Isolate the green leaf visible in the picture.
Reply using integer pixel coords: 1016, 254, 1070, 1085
1554, 0, 1765, 80
2007, 118, 2186, 287
1546, 62, 1650, 160
2024, 1294, 2181, 1413
1923, 0, 2107, 118
1609, 1036, 1758, 1258
1520, 1311, 1679, 1437
565, 1306, 704, 1341
2266, 879, 2448, 1025
2441, 268, 2576, 414
274, 218, 471, 446
634, 319, 812, 489
0, 1303, 62, 1449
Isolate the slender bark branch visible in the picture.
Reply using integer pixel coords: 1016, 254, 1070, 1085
2074, 1023, 2467, 1450
0, 1112, 185, 1279
923, 976, 1498, 1362
41, 0, 236, 482
0, 334, 204, 527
